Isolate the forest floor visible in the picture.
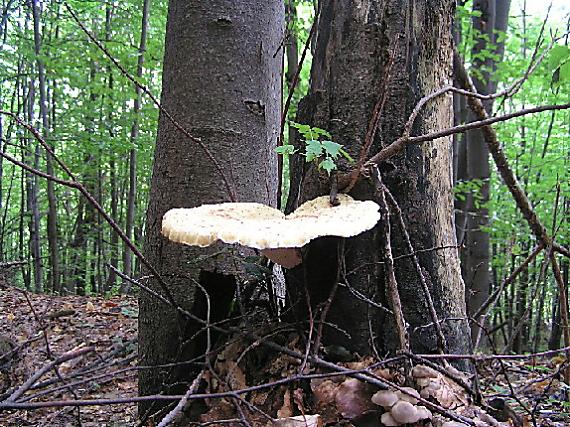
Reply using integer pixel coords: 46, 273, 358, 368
0, 284, 569, 427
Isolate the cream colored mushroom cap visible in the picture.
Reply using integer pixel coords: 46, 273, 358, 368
162, 194, 380, 250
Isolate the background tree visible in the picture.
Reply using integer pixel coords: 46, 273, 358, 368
138, 0, 284, 419
454, 0, 511, 343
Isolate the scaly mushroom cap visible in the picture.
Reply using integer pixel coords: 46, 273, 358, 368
162, 194, 380, 250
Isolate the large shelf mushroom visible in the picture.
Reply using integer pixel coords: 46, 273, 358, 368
162, 194, 381, 268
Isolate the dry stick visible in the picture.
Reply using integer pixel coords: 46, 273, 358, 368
383, 188, 447, 355
364, 99, 570, 180
62, 2, 236, 202
551, 255, 570, 384
6, 347, 95, 402
157, 370, 205, 427
413, 345, 570, 361
473, 244, 544, 351
401, 29, 557, 142
476, 321, 535, 426
18, 290, 82, 407
312, 239, 345, 356
345, 46, 396, 192
453, 52, 570, 259
373, 166, 409, 352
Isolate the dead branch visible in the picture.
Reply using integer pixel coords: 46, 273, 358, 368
157, 369, 205, 427
5, 346, 95, 403
383, 188, 447, 354
373, 166, 410, 353
453, 52, 570, 259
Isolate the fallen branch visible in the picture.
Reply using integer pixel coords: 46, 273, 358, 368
5, 346, 95, 403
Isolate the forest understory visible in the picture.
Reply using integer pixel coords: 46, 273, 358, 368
0, 282, 569, 427
1, 0, 569, 426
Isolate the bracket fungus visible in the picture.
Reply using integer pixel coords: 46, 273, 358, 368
162, 194, 380, 268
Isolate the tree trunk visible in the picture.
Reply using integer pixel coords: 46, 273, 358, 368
286, 0, 471, 359
26, 81, 43, 293
139, 0, 283, 419
30, 0, 59, 294
462, 0, 511, 344
121, 0, 150, 292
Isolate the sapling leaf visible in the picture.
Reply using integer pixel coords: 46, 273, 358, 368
322, 140, 343, 159
305, 139, 323, 162
290, 121, 311, 134
275, 144, 296, 155
311, 127, 332, 138
319, 157, 337, 175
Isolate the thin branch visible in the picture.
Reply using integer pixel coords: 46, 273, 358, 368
6, 347, 95, 402
373, 166, 409, 353
383, 188, 447, 354
364, 100, 570, 168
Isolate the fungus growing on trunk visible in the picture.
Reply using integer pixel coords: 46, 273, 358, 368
161, 194, 380, 267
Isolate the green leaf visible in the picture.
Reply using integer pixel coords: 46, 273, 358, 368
321, 140, 343, 159
548, 45, 570, 70
275, 144, 296, 155
305, 139, 323, 162
559, 61, 570, 82
319, 157, 337, 175
290, 121, 311, 134
311, 127, 332, 138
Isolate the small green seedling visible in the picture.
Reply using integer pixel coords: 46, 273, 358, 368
276, 122, 354, 175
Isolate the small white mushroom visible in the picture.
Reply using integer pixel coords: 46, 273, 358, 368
441, 422, 469, 427
371, 390, 399, 409
412, 365, 439, 378
390, 401, 420, 424
395, 387, 420, 404
380, 411, 399, 426
415, 405, 432, 420
162, 194, 381, 267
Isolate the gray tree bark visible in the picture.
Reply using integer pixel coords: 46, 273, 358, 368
139, 0, 283, 419
286, 0, 472, 359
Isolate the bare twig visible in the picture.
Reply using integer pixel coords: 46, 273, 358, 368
383, 188, 447, 354
453, 52, 570, 259
373, 166, 409, 352
5, 347, 95, 402
157, 370, 205, 427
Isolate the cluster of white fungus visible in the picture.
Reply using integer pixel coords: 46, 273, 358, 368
371, 387, 432, 426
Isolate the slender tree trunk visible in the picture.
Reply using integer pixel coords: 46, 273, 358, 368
139, 0, 283, 419
121, 0, 150, 292
286, 0, 471, 359
463, 0, 511, 343
102, 3, 119, 293
25, 81, 42, 292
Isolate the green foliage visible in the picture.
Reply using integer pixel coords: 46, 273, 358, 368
0, 0, 168, 292
280, 122, 353, 176
454, 178, 485, 207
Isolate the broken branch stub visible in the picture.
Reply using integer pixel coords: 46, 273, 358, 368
161, 194, 380, 267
